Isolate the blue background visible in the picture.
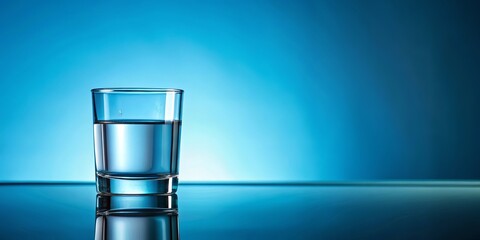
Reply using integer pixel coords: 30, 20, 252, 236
0, 0, 479, 182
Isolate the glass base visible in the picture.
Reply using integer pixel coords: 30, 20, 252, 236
96, 174, 178, 195
96, 194, 178, 215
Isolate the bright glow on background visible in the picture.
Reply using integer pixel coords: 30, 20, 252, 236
0, 1, 479, 182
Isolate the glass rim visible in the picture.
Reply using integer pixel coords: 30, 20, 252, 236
91, 88, 183, 93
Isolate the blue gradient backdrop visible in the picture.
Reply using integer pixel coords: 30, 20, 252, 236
0, 0, 479, 182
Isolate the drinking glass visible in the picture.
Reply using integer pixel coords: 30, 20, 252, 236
92, 88, 183, 194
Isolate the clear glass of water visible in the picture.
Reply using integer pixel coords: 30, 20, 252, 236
92, 88, 183, 194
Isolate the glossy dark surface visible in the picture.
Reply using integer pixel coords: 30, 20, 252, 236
0, 183, 479, 239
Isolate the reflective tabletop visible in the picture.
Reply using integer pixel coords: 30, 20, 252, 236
1, 183, 479, 239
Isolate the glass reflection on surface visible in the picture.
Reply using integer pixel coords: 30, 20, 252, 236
95, 194, 179, 240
